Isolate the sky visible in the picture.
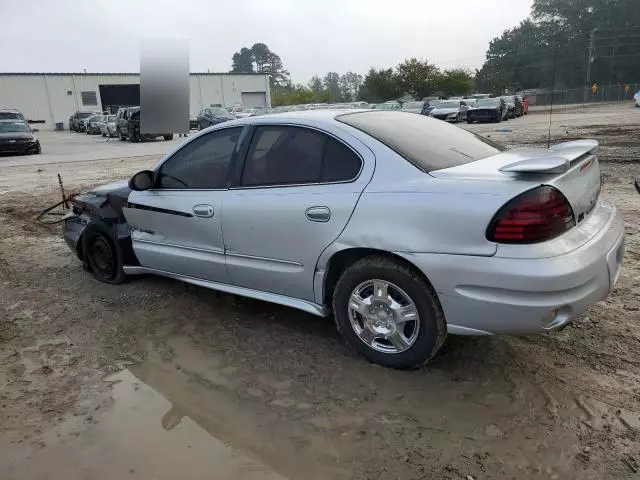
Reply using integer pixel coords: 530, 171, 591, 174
0, 0, 534, 83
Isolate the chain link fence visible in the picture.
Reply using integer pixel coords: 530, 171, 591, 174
523, 83, 640, 108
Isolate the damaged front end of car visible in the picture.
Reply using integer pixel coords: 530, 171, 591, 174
63, 181, 139, 269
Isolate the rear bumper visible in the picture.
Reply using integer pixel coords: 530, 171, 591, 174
398, 200, 625, 335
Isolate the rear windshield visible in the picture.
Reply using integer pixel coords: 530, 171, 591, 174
336, 111, 504, 172
0, 111, 22, 119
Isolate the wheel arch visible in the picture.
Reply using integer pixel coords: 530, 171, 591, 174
319, 247, 439, 309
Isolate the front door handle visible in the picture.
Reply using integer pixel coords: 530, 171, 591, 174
305, 206, 331, 222
193, 204, 214, 218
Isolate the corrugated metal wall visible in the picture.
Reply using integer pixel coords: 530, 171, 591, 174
0, 73, 270, 130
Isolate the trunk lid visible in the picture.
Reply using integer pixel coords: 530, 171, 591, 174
431, 140, 601, 223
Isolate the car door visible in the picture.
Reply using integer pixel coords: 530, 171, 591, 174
122, 126, 244, 282
222, 123, 373, 302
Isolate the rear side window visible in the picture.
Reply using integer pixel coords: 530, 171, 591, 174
322, 138, 361, 182
157, 127, 241, 189
336, 111, 503, 172
241, 126, 361, 187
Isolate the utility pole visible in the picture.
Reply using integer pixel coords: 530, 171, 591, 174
584, 28, 596, 102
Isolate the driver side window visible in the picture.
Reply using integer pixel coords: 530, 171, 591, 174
157, 127, 242, 189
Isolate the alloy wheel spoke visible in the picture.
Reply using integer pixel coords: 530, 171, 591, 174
372, 280, 389, 302
395, 303, 418, 324
349, 294, 370, 316
388, 332, 410, 351
359, 328, 378, 346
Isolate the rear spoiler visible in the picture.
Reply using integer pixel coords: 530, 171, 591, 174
499, 139, 598, 174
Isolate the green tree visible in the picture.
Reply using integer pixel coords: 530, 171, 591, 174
230, 47, 254, 73
358, 68, 403, 103
339, 72, 364, 102
396, 58, 440, 99
439, 68, 475, 96
477, 1, 640, 91
229, 43, 290, 87
308, 75, 324, 95
323, 72, 343, 102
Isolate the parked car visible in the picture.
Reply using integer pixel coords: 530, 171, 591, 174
420, 100, 442, 116
196, 107, 236, 130
70, 110, 101, 132
61, 110, 624, 369
373, 102, 401, 110
189, 113, 199, 130
98, 115, 117, 137
470, 93, 491, 100
400, 101, 425, 114
429, 100, 471, 122
86, 115, 106, 135
633, 91, 640, 107
501, 96, 524, 118
0, 119, 41, 155
125, 108, 173, 142
466, 97, 508, 123
115, 107, 138, 140
0, 108, 26, 120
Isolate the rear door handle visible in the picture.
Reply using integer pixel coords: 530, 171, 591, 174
193, 204, 214, 218
305, 206, 331, 222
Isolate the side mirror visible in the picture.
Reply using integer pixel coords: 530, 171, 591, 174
129, 170, 154, 191
32, 128, 39, 132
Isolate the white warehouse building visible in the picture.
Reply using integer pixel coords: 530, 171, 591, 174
0, 72, 271, 130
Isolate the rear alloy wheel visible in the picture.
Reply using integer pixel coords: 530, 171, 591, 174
333, 256, 446, 369
84, 229, 126, 284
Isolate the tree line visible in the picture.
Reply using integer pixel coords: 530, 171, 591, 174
475, 0, 640, 93
229, 43, 475, 106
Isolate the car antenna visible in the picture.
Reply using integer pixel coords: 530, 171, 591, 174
547, 44, 559, 149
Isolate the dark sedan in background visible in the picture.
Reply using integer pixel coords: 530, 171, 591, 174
467, 98, 508, 123
0, 120, 41, 155
196, 107, 235, 130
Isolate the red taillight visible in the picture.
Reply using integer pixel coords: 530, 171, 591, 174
487, 186, 575, 244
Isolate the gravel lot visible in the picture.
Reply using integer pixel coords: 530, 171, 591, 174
1, 104, 639, 480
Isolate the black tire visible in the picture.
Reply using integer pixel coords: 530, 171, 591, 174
467, 117, 473, 124
163, 134, 173, 141
82, 226, 126, 284
332, 255, 446, 369
129, 129, 138, 143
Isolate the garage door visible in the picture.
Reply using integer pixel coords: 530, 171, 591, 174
241, 92, 267, 108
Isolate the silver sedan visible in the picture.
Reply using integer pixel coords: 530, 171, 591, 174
63, 110, 625, 368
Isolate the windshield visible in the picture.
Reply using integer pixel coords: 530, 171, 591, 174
107, 115, 116, 122
211, 107, 234, 117
0, 121, 31, 133
337, 111, 503, 172
476, 99, 500, 107
436, 101, 460, 109
78, 112, 97, 119
503, 96, 515, 102
0, 111, 22, 119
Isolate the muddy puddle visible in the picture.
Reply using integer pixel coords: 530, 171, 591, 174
1, 364, 285, 480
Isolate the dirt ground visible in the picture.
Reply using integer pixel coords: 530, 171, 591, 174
1, 104, 639, 479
